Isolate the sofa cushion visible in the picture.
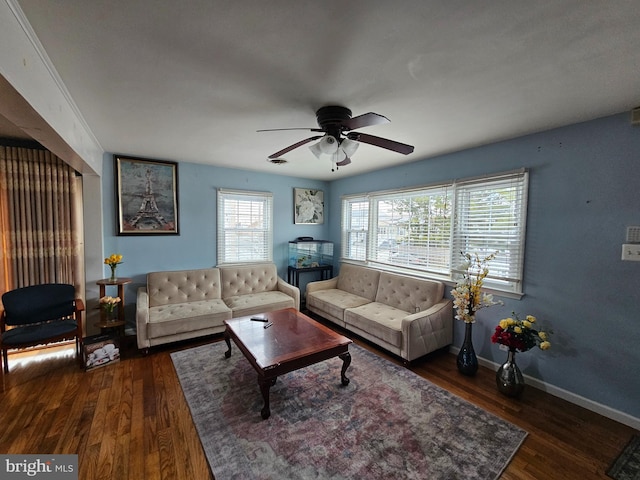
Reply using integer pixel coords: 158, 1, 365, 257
375, 272, 445, 314
307, 289, 371, 322
147, 299, 231, 338
147, 268, 221, 307
344, 302, 406, 348
335, 263, 380, 301
219, 264, 279, 298
224, 291, 295, 317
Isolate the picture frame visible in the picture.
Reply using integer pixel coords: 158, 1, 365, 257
294, 188, 324, 224
115, 155, 179, 235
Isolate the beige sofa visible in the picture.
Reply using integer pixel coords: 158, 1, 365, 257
136, 263, 299, 352
306, 263, 452, 362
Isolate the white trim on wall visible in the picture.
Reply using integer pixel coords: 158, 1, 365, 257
450, 346, 640, 431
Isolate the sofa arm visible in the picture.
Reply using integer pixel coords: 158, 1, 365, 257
305, 277, 338, 295
136, 287, 150, 350
277, 278, 301, 310
400, 298, 453, 362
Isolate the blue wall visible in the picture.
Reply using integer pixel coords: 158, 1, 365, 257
101, 159, 329, 322
102, 112, 640, 422
329, 112, 640, 421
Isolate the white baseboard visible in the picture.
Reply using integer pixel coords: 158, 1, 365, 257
449, 346, 640, 431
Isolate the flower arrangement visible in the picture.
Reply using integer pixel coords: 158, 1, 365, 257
99, 295, 121, 318
450, 251, 502, 323
104, 253, 123, 268
491, 312, 552, 352
104, 253, 123, 280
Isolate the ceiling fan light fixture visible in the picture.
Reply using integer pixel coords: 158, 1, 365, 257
309, 141, 324, 159
262, 105, 414, 166
319, 135, 338, 154
340, 137, 359, 157
333, 148, 346, 163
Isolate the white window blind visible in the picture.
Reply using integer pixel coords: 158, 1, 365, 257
340, 169, 529, 294
341, 196, 368, 261
217, 189, 273, 264
369, 186, 451, 274
451, 170, 528, 292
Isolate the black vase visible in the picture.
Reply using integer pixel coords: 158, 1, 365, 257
496, 348, 525, 397
457, 322, 478, 376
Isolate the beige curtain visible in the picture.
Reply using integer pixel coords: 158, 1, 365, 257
0, 146, 84, 295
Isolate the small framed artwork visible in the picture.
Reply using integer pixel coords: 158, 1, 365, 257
115, 155, 179, 235
294, 188, 324, 224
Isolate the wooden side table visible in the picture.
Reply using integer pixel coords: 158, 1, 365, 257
94, 319, 126, 337
96, 277, 132, 324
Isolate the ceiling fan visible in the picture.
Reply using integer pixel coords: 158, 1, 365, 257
258, 106, 414, 168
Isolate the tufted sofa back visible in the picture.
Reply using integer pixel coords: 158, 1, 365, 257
219, 263, 279, 298
336, 263, 381, 301
375, 271, 444, 313
147, 268, 222, 307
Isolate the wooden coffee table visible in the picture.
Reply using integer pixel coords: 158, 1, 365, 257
223, 308, 352, 419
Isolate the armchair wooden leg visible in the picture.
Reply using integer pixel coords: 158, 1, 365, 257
2, 348, 8, 374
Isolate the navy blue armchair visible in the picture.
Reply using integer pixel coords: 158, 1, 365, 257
1, 284, 85, 373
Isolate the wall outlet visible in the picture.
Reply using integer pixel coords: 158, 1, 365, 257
622, 244, 640, 261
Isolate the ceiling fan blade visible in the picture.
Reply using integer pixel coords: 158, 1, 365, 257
336, 157, 352, 167
268, 136, 322, 158
347, 132, 414, 155
257, 128, 324, 132
342, 112, 390, 131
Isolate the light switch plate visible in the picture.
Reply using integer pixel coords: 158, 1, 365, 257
622, 244, 640, 261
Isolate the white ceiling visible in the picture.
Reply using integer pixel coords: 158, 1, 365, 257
8, 0, 640, 180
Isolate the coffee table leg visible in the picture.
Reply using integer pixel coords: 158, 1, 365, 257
258, 376, 271, 419
224, 330, 232, 358
339, 352, 351, 386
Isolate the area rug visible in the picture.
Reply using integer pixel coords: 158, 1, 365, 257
171, 341, 527, 480
608, 435, 640, 480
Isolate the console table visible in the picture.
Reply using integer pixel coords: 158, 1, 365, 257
287, 265, 333, 287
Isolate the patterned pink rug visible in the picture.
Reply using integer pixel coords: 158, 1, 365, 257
171, 341, 526, 480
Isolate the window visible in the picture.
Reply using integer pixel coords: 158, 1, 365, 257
369, 185, 452, 275
217, 189, 273, 264
341, 197, 368, 261
341, 169, 528, 294
451, 172, 528, 292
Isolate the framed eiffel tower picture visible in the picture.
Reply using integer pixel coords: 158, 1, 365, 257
114, 155, 180, 235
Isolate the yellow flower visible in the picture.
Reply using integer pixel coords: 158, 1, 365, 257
540, 341, 551, 350
526, 315, 536, 323
104, 253, 123, 267
507, 317, 516, 326
522, 320, 532, 328
514, 326, 522, 334
499, 319, 510, 329
538, 331, 548, 341
99, 295, 121, 305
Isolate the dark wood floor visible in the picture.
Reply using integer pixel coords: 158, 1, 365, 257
0, 323, 636, 480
